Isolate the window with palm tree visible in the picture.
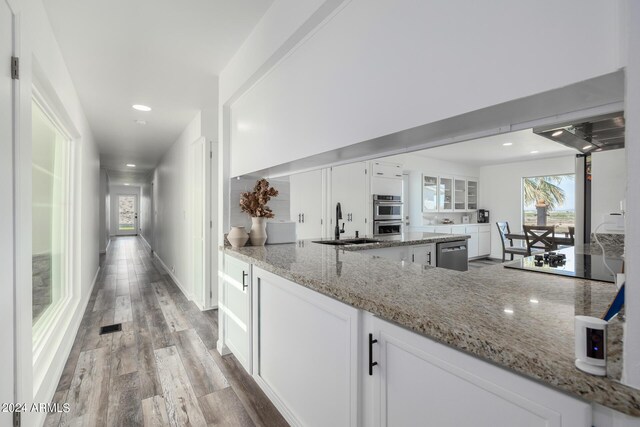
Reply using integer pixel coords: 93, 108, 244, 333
522, 174, 575, 233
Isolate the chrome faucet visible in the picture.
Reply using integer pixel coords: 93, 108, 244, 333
335, 202, 345, 240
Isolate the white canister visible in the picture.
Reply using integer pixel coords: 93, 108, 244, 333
227, 226, 249, 248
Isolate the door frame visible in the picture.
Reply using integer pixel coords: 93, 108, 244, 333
115, 193, 139, 236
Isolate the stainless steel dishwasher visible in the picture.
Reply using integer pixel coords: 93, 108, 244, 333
436, 240, 468, 271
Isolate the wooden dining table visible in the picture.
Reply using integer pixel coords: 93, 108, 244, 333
504, 232, 574, 247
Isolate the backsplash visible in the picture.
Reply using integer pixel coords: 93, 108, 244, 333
229, 177, 291, 229
422, 211, 478, 225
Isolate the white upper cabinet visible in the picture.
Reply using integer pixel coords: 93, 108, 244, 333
290, 169, 325, 239
454, 177, 467, 211
422, 175, 438, 212
372, 161, 403, 179
438, 176, 454, 212
331, 162, 368, 237
467, 179, 478, 211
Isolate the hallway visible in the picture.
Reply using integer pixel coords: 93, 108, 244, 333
45, 237, 287, 427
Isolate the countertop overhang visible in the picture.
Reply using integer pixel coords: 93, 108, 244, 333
223, 233, 639, 416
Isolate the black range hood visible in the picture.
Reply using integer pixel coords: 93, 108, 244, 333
533, 112, 625, 154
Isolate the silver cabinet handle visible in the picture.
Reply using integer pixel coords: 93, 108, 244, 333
242, 271, 248, 291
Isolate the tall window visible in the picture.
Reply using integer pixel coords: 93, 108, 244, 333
32, 99, 71, 327
522, 174, 575, 233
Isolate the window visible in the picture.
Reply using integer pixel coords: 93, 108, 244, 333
522, 174, 575, 233
32, 99, 71, 327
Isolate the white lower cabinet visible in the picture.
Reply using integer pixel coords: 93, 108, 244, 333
219, 255, 252, 372
252, 267, 360, 427
359, 246, 411, 263
410, 243, 435, 266
365, 315, 591, 427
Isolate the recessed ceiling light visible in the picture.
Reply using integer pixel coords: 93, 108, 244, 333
551, 130, 563, 137
135, 119, 147, 125
582, 145, 593, 150
504, 308, 514, 314
124, 183, 130, 186
126, 164, 136, 168
529, 298, 539, 304
502, 142, 513, 146
530, 150, 539, 154
132, 104, 151, 112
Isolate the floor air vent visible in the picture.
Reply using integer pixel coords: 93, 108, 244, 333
99, 323, 122, 335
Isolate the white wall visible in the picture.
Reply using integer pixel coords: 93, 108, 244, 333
591, 150, 627, 233
479, 156, 576, 259
99, 168, 109, 252
227, 0, 624, 177
153, 109, 217, 309
108, 184, 141, 235
384, 153, 480, 227
12, 0, 101, 422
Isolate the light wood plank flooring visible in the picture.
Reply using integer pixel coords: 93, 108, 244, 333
46, 236, 288, 427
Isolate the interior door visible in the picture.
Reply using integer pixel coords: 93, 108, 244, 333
116, 194, 138, 236
0, 0, 16, 423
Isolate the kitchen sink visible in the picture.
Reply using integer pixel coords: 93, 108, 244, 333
313, 238, 380, 246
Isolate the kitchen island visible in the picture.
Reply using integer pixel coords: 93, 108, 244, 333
220, 233, 638, 426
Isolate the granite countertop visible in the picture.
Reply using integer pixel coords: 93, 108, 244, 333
314, 232, 470, 250
224, 233, 639, 416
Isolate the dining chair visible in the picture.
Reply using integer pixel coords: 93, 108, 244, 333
496, 221, 528, 262
523, 225, 557, 255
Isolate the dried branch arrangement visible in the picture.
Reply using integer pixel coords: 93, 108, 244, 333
240, 179, 279, 218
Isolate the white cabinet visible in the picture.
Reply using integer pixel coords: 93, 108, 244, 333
252, 267, 359, 427
220, 255, 252, 372
478, 224, 491, 256
372, 161, 403, 179
467, 179, 478, 211
411, 244, 435, 266
290, 169, 325, 239
438, 176, 454, 212
454, 177, 467, 211
422, 175, 439, 212
331, 162, 368, 237
466, 225, 479, 258
366, 315, 591, 427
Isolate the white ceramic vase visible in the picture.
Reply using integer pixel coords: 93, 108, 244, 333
228, 226, 249, 248
250, 217, 267, 246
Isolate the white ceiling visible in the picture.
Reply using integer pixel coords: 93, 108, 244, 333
413, 129, 578, 166
43, 0, 274, 183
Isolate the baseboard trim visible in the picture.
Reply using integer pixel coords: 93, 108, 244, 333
140, 233, 152, 252
153, 252, 194, 301
32, 265, 101, 427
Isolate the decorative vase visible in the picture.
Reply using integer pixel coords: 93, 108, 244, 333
250, 217, 267, 246
228, 226, 249, 248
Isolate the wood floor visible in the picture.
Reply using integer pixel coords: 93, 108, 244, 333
46, 236, 288, 427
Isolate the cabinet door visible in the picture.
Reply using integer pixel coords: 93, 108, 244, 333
467, 179, 478, 211
454, 178, 467, 211
373, 161, 403, 179
368, 316, 590, 427
254, 267, 359, 427
411, 244, 435, 266
438, 176, 453, 211
422, 175, 439, 212
467, 231, 479, 258
290, 169, 324, 239
221, 255, 252, 372
479, 229, 491, 256
331, 162, 368, 237
361, 246, 411, 263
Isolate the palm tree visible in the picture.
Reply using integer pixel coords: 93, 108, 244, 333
523, 176, 566, 211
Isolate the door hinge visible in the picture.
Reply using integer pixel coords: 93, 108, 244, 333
13, 411, 20, 427
210, 151, 212, 159
210, 220, 212, 228
364, 168, 367, 174
11, 57, 19, 79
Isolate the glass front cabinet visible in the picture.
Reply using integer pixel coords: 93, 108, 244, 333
438, 176, 453, 212
467, 179, 478, 211
422, 175, 439, 212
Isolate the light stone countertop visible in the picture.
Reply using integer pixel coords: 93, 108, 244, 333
224, 233, 639, 416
